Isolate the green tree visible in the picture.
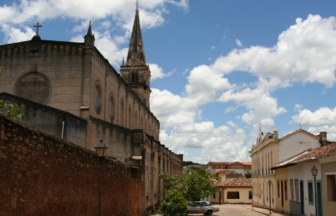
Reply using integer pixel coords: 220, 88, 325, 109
0, 66, 26, 120
0, 100, 26, 120
159, 189, 188, 216
160, 167, 220, 201
246, 172, 252, 178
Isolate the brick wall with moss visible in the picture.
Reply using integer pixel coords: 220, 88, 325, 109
0, 113, 143, 216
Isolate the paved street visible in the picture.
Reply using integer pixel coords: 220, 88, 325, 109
187, 204, 264, 216
153, 204, 290, 216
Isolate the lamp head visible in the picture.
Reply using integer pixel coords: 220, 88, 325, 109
268, 179, 272, 186
163, 173, 167, 180
311, 166, 318, 177
94, 140, 108, 157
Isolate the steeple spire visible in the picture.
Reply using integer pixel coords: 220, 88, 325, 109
84, 21, 95, 47
126, 7, 146, 66
87, 21, 93, 36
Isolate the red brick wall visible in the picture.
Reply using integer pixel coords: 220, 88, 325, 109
0, 114, 143, 216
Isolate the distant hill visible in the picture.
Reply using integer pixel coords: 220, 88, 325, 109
183, 161, 203, 167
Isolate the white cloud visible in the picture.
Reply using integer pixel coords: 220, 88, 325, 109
226, 121, 236, 127
225, 106, 237, 113
211, 15, 336, 88
71, 30, 128, 67
186, 65, 234, 96
0, 0, 189, 32
235, 39, 243, 47
149, 63, 175, 80
182, 68, 190, 75
218, 87, 286, 124
291, 106, 336, 127
1, 24, 35, 44
72, 20, 91, 32
101, 20, 111, 29
211, 46, 215, 49
294, 104, 303, 112
308, 125, 336, 141
150, 88, 202, 130
242, 94, 286, 124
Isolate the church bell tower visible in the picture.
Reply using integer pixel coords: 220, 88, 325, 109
120, 7, 151, 108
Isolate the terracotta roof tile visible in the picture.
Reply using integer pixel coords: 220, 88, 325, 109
294, 142, 336, 161
272, 142, 336, 170
208, 162, 230, 165
219, 178, 252, 187
212, 170, 230, 175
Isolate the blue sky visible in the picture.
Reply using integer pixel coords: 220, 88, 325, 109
1, 0, 336, 164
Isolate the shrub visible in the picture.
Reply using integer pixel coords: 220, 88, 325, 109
159, 190, 187, 216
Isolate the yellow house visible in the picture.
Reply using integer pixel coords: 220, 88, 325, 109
250, 127, 279, 210
211, 178, 252, 204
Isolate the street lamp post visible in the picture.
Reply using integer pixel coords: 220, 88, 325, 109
268, 180, 272, 214
94, 140, 108, 216
311, 166, 318, 216
251, 185, 254, 210
162, 173, 167, 198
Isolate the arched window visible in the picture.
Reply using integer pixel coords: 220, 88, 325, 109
94, 83, 101, 114
130, 73, 135, 83
121, 99, 124, 127
109, 95, 115, 122
128, 105, 132, 129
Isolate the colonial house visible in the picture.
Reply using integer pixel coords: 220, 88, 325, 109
250, 127, 279, 210
205, 161, 251, 175
201, 169, 251, 204
251, 127, 336, 216
272, 141, 336, 216
211, 178, 252, 205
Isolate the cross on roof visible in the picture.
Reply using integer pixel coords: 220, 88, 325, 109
33, 22, 42, 36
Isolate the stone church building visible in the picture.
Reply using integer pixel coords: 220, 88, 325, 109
0, 8, 183, 214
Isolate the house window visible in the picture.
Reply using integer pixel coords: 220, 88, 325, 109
295, 179, 299, 202
249, 191, 252, 199
285, 180, 288, 201
227, 192, 240, 199
213, 193, 216, 199
327, 175, 336, 201
308, 181, 314, 205
290, 179, 294, 200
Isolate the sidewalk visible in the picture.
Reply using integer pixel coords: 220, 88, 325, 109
244, 205, 291, 216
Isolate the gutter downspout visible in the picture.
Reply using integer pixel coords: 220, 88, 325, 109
61, 121, 65, 139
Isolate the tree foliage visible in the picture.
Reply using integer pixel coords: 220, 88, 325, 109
160, 167, 220, 201
0, 100, 26, 120
246, 172, 252, 178
0, 66, 3, 73
159, 189, 187, 216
